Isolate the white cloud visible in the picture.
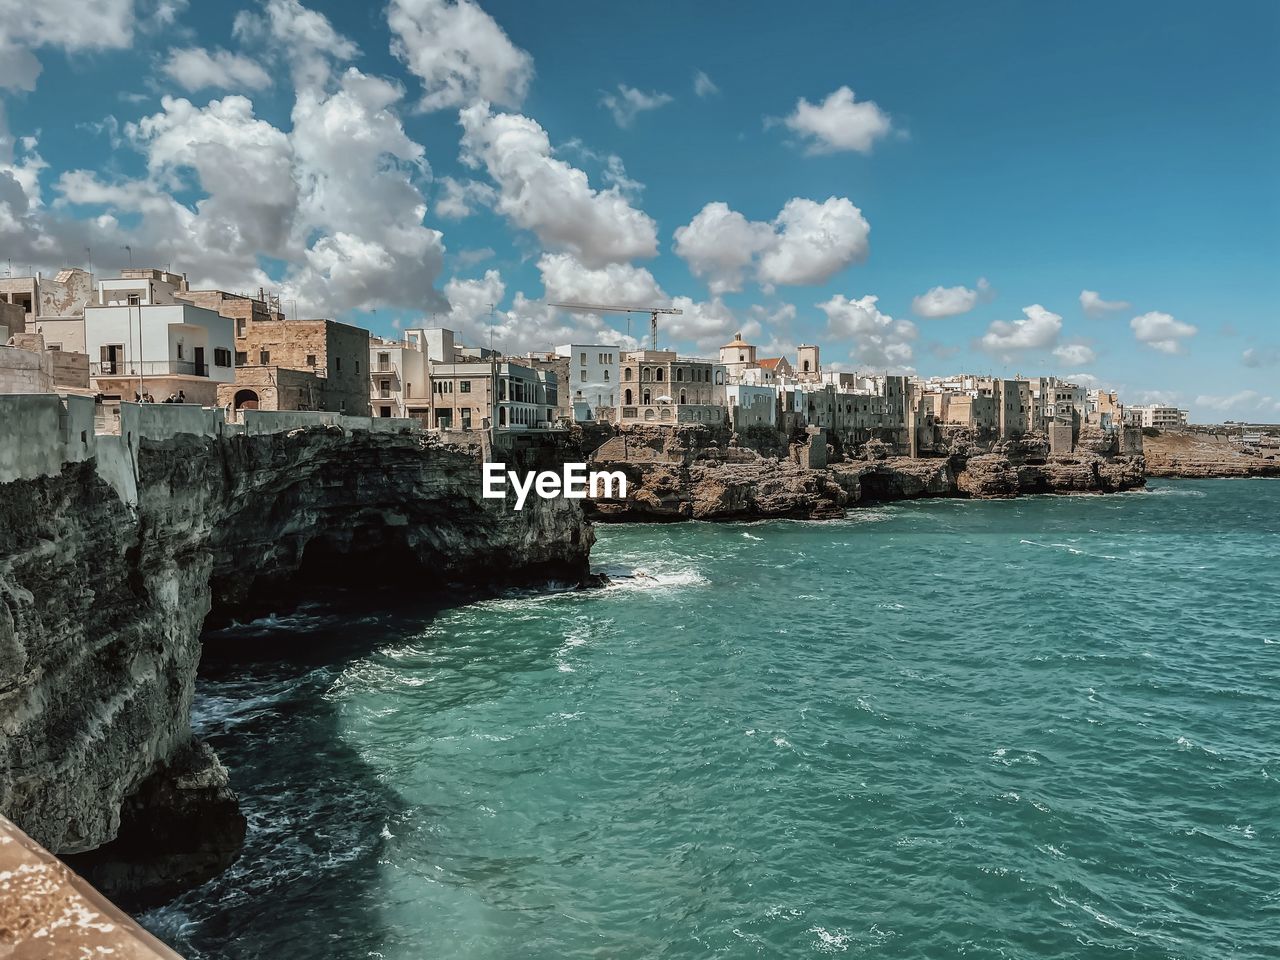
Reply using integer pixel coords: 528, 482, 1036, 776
672, 202, 775, 294
458, 100, 658, 267
161, 47, 273, 92
674, 196, 870, 293
537, 252, 663, 306
233, 0, 358, 90
911, 278, 989, 318
818, 294, 916, 368
600, 84, 672, 128
981, 304, 1062, 354
1079, 289, 1131, 317
1053, 342, 1097, 366
1242, 346, 1280, 368
435, 175, 496, 219
1194, 390, 1280, 415
693, 70, 718, 98
1131, 311, 1196, 354
388, 0, 533, 111
759, 197, 870, 286
0, 0, 136, 91
781, 86, 893, 155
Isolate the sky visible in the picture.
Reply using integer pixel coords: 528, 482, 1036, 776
1, 0, 1277, 422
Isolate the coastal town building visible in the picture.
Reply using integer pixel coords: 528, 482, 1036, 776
1129, 404, 1188, 429
618, 349, 727, 425
219, 312, 371, 416
725, 383, 777, 431
84, 298, 235, 405
370, 329, 431, 420
555, 343, 621, 421
719, 333, 758, 382
429, 360, 558, 430
517, 352, 573, 422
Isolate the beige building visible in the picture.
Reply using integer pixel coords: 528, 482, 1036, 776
618, 350, 727, 424
216, 309, 371, 415
429, 360, 558, 431
719, 332, 758, 382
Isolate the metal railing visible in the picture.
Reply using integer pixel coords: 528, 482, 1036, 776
91, 360, 208, 377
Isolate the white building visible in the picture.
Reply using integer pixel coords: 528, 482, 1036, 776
370, 329, 432, 419
726, 383, 777, 430
84, 302, 235, 404
1130, 404, 1188, 429
97, 268, 188, 307
555, 343, 620, 420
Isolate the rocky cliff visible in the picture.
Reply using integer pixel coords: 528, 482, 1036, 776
0, 425, 591, 906
585, 427, 1145, 521
1142, 430, 1280, 478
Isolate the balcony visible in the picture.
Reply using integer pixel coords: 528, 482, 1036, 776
91, 360, 209, 377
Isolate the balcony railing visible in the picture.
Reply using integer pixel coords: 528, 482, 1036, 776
91, 360, 209, 377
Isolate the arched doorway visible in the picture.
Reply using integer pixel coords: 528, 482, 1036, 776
624, 388, 632, 404
234, 389, 260, 410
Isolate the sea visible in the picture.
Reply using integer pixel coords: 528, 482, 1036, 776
140, 479, 1280, 959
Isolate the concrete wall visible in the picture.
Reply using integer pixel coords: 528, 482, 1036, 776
0, 344, 54, 394
1048, 421, 1074, 455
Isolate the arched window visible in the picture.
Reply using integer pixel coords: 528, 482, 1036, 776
656, 368, 664, 382
644, 408, 655, 420
643, 389, 651, 404
603, 369, 609, 380
679, 389, 687, 404
676, 368, 684, 382
624, 388, 633, 404
803, 360, 811, 372
624, 367, 633, 381
660, 408, 671, 420
642, 367, 651, 382
715, 371, 723, 385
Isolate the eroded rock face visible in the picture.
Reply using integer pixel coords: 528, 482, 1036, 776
0, 427, 592, 902
587, 442, 1145, 519
1142, 430, 1280, 478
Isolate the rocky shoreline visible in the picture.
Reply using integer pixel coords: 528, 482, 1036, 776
0, 424, 592, 908
1141, 430, 1280, 479
583, 426, 1146, 522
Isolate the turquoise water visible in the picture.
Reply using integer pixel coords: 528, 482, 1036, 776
144, 480, 1280, 959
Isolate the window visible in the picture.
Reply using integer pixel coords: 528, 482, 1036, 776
624, 367, 632, 381
378, 352, 390, 370
214, 347, 232, 367
380, 379, 391, 399
460, 380, 472, 393
656, 368, 664, 382
236, 318, 247, 339
580, 352, 587, 364
603, 369, 609, 381
306, 354, 316, 366
336, 357, 342, 372
355, 359, 360, 374
47, 343, 61, 351
127, 294, 140, 306
259, 350, 270, 365
235, 351, 247, 365
581, 369, 588, 381
176, 342, 184, 359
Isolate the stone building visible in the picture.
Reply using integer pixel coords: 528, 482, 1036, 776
0, 268, 96, 337
216, 309, 371, 416
429, 360, 558, 431
618, 349, 727, 425
519, 352, 573, 422
719, 332, 758, 382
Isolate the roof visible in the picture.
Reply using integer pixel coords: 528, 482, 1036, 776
722, 332, 753, 348
757, 358, 783, 369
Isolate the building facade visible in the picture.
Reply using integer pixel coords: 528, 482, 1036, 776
226, 315, 371, 415
555, 343, 620, 421
370, 330, 431, 420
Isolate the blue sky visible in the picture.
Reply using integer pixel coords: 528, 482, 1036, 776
1, 0, 1277, 421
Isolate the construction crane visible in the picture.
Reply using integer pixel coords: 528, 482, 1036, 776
547, 302, 683, 351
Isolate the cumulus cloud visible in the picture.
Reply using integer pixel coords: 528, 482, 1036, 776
981, 304, 1062, 354
675, 197, 869, 293
600, 84, 673, 128
388, 0, 532, 111
818, 294, 916, 368
233, 0, 358, 90
1194, 390, 1280, 415
435, 175, 496, 219
161, 47, 273, 92
781, 86, 893, 155
0, 0, 136, 91
458, 100, 658, 267
1079, 289, 1131, 317
911, 278, 990, 318
693, 70, 718, 98
1242, 346, 1280, 368
1131, 311, 1196, 354
1053, 342, 1097, 366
